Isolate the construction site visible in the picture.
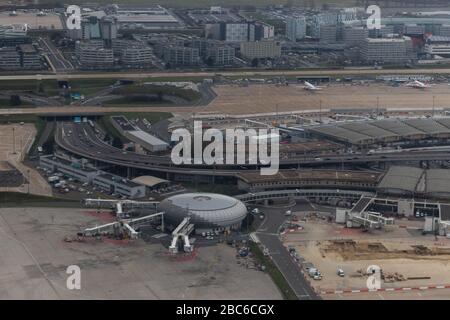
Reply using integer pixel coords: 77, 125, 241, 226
283, 209, 450, 299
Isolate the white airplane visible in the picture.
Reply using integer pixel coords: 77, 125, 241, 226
406, 80, 432, 89
302, 81, 324, 91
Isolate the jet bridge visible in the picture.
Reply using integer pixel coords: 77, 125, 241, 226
83, 212, 165, 239
169, 217, 195, 254
83, 198, 159, 218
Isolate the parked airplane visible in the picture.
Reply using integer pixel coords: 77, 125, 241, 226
302, 81, 324, 91
406, 80, 432, 89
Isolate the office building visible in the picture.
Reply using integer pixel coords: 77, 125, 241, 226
439, 25, 450, 37
286, 16, 306, 41
162, 45, 200, 66
75, 41, 114, 68
205, 43, 235, 66
112, 39, 153, 66
240, 40, 281, 59
343, 26, 368, 47
425, 36, 450, 57
361, 36, 415, 64
205, 21, 274, 42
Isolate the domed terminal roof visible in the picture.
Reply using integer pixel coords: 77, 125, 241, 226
160, 192, 247, 228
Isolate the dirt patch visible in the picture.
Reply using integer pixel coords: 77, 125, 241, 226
321, 239, 450, 261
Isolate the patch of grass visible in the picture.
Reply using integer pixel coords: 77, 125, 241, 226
0, 99, 34, 108
68, 79, 118, 96
0, 192, 79, 208
113, 84, 202, 102
0, 79, 59, 96
249, 242, 298, 300
106, 95, 172, 105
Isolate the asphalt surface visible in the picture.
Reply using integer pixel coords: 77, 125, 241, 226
38, 38, 73, 72
255, 200, 320, 300
3, 67, 450, 81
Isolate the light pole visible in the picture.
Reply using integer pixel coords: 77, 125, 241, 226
27, 169, 30, 194
12, 127, 16, 155
432, 95, 435, 118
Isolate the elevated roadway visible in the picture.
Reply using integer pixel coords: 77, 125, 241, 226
55, 122, 450, 177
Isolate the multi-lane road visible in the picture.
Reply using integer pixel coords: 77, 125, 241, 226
255, 201, 327, 300
55, 121, 450, 177
3, 67, 450, 81
38, 38, 74, 72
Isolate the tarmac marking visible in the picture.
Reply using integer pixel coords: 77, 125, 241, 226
320, 284, 450, 295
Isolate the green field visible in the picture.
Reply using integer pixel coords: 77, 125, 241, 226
68, 79, 117, 96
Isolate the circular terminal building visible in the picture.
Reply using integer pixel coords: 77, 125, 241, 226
159, 193, 247, 234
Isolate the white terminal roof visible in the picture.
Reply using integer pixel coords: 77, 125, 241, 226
128, 130, 168, 147
378, 166, 423, 193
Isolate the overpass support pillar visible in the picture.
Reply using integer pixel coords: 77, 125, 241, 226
127, 167, 132, 179
264, 199, 269, 206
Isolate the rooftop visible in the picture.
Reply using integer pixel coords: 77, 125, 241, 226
238, 169, 381, 184
378, 166, 424, 193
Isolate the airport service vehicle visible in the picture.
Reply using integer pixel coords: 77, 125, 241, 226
252, 208, 260, 214
284, 210, 292, 216
48, 176, 59, 183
